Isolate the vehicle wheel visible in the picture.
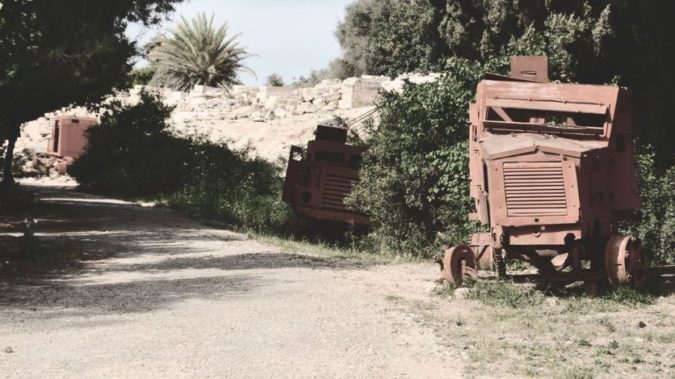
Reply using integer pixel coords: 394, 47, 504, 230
604, 234, 648, 287
441, 245, 477, 286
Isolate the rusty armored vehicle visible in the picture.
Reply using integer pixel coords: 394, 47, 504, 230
282, 123, 369, 230
440, 56, 648, 290
33, 115, 97, 175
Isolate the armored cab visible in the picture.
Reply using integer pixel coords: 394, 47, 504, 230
282, 124, 368, 228
47, 115, 97, 159
441, 57, 648, 290
33, 115, 97, 175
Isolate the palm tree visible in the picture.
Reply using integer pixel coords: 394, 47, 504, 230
148, 13, 254, 90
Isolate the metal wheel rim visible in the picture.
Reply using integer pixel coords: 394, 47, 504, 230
605, 234, 648, 287
441, 245, 477, 286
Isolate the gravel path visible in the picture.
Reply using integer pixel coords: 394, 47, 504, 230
0, 185, 461, 378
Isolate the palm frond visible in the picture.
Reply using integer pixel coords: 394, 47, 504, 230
149, 13, 254, 91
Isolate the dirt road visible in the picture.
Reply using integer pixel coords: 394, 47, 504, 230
0, 185, 460, 378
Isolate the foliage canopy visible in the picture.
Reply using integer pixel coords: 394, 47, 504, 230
0, 0, 181, 185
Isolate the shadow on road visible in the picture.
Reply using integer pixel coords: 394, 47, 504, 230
0, 185, 371, 316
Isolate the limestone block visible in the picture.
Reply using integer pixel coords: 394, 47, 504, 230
251, 111, 266, 122
264, 96, 278, 109
190, 85, 225, 98
293, 102, 315, 115
231, 85, 260, 97
312, 97, 327, 107
300, 88, 314, 102
382, 73, 441, 93
322, 101, 339, 112
230, 105, 255, 120
163, 91, 186, 107
339, 76, 386, 109
273, 108, 288, 118
319, 79, 341, 86
258, 86, 296, 102
191, 85, 206, 96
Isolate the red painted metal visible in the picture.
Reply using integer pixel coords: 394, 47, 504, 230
441, 56, 648, 289
47, 115, 97, 159
33, 115, 97, 175
282, 124, 369, 227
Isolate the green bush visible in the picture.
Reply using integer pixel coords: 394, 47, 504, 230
265, 73, 284, 87
69, 90, 288, 232
69, 90, 189, 196
348, 58, 504, 256
627, 147, 675, 264
168, 140, 289, 232
129, 67, 157, 86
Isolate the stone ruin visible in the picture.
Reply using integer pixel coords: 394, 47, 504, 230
144, 72, 441, 124
17, 72, 441, 174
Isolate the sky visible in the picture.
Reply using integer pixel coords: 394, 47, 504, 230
125, 0, 354, 86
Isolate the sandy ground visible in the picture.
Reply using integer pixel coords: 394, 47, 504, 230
0, 185, 461, 378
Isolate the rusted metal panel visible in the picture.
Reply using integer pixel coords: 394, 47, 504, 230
510, 56, 549, 82
486, 98, 607, 115
282, 146, 306, 203
479, 133, 606, 160
282, 124, 369, 227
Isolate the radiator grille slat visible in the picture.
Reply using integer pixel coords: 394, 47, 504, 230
503, 162, 567, 217
322, 174, 355, 211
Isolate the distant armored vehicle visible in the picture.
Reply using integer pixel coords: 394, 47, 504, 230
33, 115, 97, 175
441, 56, 648, 291
47, 115, 97, 159
282, 124, 368, 230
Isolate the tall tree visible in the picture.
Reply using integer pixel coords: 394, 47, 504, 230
0, 0, 181, 186
148, 13, 253, 91
337, 0, 675, 166
336, 0, 447, 77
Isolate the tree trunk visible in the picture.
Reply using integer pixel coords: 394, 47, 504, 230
2, 135, 16, 187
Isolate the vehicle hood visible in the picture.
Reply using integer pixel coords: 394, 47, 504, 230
478, 133, 606, 160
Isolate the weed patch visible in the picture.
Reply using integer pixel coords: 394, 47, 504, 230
416, 279, 673, 377
466, 281, 544, 308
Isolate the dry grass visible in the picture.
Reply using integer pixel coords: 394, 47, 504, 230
398, 280, 674, 378
252, 233, 395, 264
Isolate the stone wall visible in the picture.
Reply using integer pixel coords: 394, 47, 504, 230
141, 72, 440, 123
18, 73, 440, 163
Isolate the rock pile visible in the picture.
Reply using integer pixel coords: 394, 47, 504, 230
31, 152, 74, 176
18, 73, 441, 165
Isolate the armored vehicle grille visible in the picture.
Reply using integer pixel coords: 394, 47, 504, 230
322, 174, 354, 211
503, 162, 567, 217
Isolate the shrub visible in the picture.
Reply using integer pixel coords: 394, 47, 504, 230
168, 139, 289, 232
69, 90, 189, 196
69, 90, 288, 232
347, 58, 504, 256
265, 73, 284, 87
626, 146, 675, 264
129, 67, 157, 86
